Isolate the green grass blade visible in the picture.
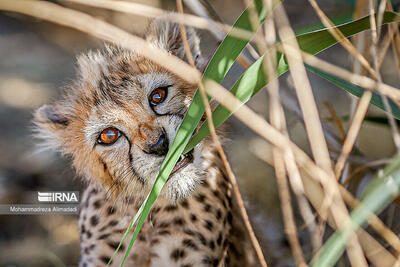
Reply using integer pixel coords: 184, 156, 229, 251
309, 155, 400, 267
184, 11, 400, 154
306, 64, 400, 119
118, 0, 282, 265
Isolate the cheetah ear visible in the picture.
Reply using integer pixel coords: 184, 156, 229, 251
146, 15, 206, 71
33, 104, 70, 146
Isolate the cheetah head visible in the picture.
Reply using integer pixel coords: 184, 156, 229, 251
33, 18, 210, 202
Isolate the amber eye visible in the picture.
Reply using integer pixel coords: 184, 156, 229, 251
149, 87, 168, 106
98, 128, 121, 145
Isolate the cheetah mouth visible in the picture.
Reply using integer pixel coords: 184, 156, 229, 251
170, 149, 194, 175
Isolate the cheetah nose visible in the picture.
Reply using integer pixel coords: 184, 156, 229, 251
146, 132, 169, 156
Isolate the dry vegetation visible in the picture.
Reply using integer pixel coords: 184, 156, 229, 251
0, 0, 400, 266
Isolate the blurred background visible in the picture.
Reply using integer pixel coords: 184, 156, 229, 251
0, 0, 399, 266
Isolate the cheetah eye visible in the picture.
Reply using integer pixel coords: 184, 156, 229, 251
149, 87, 168, 106
98, 127, 121, 145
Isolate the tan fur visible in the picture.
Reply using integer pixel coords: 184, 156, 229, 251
34, 16, 256, 266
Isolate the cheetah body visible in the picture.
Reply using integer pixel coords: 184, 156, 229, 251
34, 16, 256, 267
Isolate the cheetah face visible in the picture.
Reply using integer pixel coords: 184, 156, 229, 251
33, 17, 208, 201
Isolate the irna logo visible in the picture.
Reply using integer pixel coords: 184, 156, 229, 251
38, 192, 79, 203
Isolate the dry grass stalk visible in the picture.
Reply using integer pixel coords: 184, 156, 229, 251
201, 77, 377, 265
274, 4, 369, 266
243, 0, 317, 263
351, 0, 371, 116
248, 0, 323, 258
378, 29, 396, 68
277, 0, 332, 177
0, 0, 201, 85
176, 1, 268, 266
273, 147, 307, 266
182, 0, 259, 68
63, 0, 258, 43
3, 0, 399, 265
307, 0, 378, 80
295, 50, 400, 103
334, 92, 372, 179
250, 138, 398, 266
261, 3, 310, 265
369, 0, 400, 151
323, 102, 346, 141
65, 0, 259, 70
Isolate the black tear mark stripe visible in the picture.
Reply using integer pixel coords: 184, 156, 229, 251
127, 139, 145, 184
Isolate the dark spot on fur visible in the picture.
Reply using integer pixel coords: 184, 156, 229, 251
182, 239, 198, 250
138, 234, 146, 242
204, 220, 214, 231
202, 256, 219, 267
180, 199, 189, 209
195, 193, 206, 202
170, 248, 186, 261
158, 230, 171, 236
158, 221, 170, 228
107, 206, 116, 215
113, 229, 125, 234
90, 216, 99, 226
203, 203, 212, 213
151, 239, 159, 245
212, 190, 220, 199
216, 209, 222, 220
98, 233, 110, 240
109, 220, 118, 226
107, 241, 124, 251
181, 264, 192, 267
99, 226, 107, 232
229, 242, 240, 256
152, 206, 161, 214
100, 256, 111, 264
217, 232, 223, 246
208, 240, 215, 250
165, 204, 178, 212
197, 232, 207, 246
227, 196, 233, 208
227, 211, 233, 224
173, 217, 185, 226
86, 231, 92, 239
93, 200, 102, 209
190, 214, 197, 222
183, 229, 196, 236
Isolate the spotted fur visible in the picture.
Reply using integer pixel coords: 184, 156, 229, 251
34, 16, 256, 266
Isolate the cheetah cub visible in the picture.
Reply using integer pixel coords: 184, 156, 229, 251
34, 17, 256, 267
